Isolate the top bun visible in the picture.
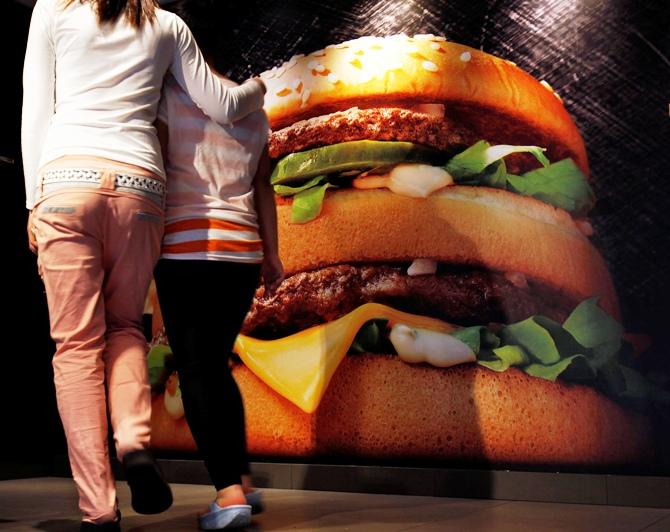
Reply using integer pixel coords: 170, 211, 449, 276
261, 35, 588, 174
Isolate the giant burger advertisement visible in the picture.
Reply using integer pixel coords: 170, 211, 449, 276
146, 1, 670, 472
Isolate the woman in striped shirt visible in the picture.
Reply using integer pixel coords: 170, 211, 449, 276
153, 1, 283, 529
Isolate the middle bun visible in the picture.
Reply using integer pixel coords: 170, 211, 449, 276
276, 187, 618, 318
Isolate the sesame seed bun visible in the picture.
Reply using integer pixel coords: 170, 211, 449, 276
261, 35, 588, 174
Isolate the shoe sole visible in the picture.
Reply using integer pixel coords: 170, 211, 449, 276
198, 504, 251, 530
245, 491, 264, 515
123, 452, 173, 514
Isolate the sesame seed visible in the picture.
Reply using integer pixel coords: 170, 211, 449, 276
414, 34, 434, 41
307, 60, 319, 70
263, 67, 277, 79
328, 72, 339, 83
314, 64, 326, 73
292, 78, 303, 91
540, 80, 554, 92
275, 85, 292, 97
576, 219, 594, 236
357, 72, 373, 84
301, 89, 311, 103
354, 49, 365, 56
504, 271, 528, 288
430, 42, 441, 50
422, 60, 439, 72
459, 51, 472, 62
349, 58, 363, 69
433, 36, 446, 42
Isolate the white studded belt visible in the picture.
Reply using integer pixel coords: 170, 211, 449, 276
41, 168, 166, 205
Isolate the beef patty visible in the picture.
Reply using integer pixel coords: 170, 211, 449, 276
242, 263, 577, 338
269, 107, 558, 175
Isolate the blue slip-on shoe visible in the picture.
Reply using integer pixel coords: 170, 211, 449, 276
245, 490, 264, 515
198, 503, 251, 530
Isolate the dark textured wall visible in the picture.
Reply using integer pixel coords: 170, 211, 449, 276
3, 1, 61, 472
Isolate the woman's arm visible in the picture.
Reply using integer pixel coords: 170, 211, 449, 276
253, 144, 284, 295
21, 0, 55, 210
169, 15, 265, 126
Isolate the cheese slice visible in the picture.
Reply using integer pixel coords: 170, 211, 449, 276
233, 303, 454, 413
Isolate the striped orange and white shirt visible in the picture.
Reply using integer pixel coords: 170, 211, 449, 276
158, 74, 269, 263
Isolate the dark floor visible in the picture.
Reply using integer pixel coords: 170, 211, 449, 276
1, 477, 670, 531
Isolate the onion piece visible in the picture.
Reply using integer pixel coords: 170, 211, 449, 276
389, 324, 475, 368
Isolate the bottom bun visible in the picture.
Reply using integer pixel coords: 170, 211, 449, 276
150, 355, 652, 466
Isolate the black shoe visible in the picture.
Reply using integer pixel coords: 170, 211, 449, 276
80, 510, 121, 531
122, 449, 173, 514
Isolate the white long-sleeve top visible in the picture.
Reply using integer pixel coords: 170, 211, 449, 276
21, 0, 264, 209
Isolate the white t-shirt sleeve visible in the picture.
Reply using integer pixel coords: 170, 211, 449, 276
169, 15, 264, 126
21, 0, 56, 209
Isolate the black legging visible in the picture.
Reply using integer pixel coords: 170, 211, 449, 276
154, 259, 260, 490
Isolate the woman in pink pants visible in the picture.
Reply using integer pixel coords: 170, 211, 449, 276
22, 0, 265, 530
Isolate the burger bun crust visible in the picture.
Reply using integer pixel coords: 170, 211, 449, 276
151, 355, 652, 466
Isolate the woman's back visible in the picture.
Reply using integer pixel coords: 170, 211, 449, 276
26, 0, 180, 181
22, 0, 265, 208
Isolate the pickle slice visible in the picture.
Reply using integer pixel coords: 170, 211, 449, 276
270, 140, 440, 185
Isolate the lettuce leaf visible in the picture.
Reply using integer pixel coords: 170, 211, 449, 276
273, 175, 336, 224
443, 298, 668, 411
147, 344, 173, 390
445, 140, 550, 179
450, 325, 500, 353
290, 182, 335, 223
507, 159, 595, 215
618, 366, 670, 408
563, 297, 623, 368
478, 345, 529, 372
273, 175, 328, 197
273, 175, 335, 224
270, 140, 593, 223
444, 141, 594, 215
525, 355, 588, 382
271, 140, 439, 185
500, 317, 563, 365
350, 319, 390, 354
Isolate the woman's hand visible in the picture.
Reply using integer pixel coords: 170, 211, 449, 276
27, 210, 38, 254
261, 253, 284, 297
249, 76, 267, 95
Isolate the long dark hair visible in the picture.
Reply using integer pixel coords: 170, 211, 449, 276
63, 0, 158, 28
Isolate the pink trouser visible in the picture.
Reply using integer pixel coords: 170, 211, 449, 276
32, 160, 164, 524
